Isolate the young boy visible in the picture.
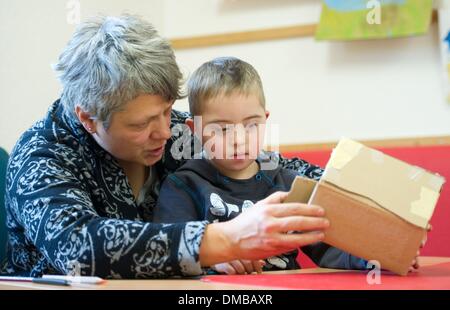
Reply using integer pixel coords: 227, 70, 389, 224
154, 57, 368, 274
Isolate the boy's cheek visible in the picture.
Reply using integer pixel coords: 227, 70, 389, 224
202, 135, 226, 159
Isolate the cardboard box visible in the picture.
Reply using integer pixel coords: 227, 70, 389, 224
285, 138, 446, 275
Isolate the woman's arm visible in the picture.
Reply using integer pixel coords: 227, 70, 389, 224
6, 144, 207, 278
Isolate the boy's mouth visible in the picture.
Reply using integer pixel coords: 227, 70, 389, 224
231, 152, 249, 159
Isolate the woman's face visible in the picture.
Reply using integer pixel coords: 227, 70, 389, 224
93, 94, 173, 167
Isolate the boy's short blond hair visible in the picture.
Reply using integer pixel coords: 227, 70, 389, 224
187, 57, 266, 116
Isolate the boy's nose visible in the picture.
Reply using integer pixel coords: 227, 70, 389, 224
233, 126, 247, 146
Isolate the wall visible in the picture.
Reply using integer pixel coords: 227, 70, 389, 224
168, 0, 450, 146
1, 0, 449, 152
0, 0, 164, 152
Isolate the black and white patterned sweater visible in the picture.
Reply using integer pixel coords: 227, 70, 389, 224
0, 99, 325, 278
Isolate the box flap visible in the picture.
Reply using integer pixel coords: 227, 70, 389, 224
285, 176, 317, 204
322, 138, 446, 228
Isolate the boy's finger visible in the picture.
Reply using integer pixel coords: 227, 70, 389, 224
261, 191, 289, 204
230, 260, 246, 274
240, 260, 256, 274
251, 260, 263, 274
223, 265, 237, 275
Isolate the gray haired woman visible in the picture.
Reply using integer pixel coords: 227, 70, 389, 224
0, 15, 328, 278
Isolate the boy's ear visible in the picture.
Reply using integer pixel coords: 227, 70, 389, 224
185, 118, 194, 133
265, 111, 270, 120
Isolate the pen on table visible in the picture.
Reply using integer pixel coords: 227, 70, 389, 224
42, 275, 106, 284
0, 276, 71, 286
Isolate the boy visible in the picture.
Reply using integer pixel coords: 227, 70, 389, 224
154, 57, 368, 274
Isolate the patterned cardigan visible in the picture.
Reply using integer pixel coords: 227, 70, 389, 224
0, 100, 323, 278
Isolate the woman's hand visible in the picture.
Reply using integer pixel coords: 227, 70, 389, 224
200, 191, 329, 266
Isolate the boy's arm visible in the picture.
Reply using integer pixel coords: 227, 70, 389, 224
153, 175, 203, 223
301, 243, 368, 270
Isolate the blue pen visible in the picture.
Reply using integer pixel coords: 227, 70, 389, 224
0, 276, 71, 287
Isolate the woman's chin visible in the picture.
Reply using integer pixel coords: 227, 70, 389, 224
142, 153, 163, 166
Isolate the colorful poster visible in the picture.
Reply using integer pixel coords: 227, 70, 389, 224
315, 0, 433, 41
439, 3, 450, 104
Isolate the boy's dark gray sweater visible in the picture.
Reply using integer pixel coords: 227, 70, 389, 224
154, 156, 367, 271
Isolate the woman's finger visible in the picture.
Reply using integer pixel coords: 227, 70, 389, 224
269, 203, 325, 218
269, 216, 330, 233
267, 231, 326, 250
260, 191, 289, 204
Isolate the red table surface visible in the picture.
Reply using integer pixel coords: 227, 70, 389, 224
202, 261, 450, 290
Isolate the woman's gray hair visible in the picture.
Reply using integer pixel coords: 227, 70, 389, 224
187, 56, 265, 116
54, 14, 183, 127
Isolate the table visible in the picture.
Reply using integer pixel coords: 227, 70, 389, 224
0, 256, 449, 290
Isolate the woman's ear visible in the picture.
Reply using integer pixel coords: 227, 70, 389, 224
265, 111, 270, 120
75, 106, 97, 134
185, 118, 194, 133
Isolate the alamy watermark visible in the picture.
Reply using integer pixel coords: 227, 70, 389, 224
367, 0, 382, 25
169, 116, 280, 171
366, 260, 382, 285
66, 0, 81, 25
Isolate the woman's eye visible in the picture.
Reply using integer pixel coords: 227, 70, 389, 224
132, 123, 148, 130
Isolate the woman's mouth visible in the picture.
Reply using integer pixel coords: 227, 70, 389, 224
146, 145, 165, 157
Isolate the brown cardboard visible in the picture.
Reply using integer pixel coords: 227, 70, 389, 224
322, 138, 445, 229
286, 138, 446, 276
284, 176, 317, 204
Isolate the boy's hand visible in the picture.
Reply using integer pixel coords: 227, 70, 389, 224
408, 224, 431, 273
212, 260, 265, 275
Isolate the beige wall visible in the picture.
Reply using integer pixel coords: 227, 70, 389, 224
0, 0, 164, 152
1, 0, 449, 152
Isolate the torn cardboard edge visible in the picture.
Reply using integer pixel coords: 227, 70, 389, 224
285, 138, 446, 275
323, 137, 446, 229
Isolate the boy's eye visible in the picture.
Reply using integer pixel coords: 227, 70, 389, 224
218, 126, 232, 133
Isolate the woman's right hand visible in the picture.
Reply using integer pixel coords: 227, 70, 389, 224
199, 191, 329, 267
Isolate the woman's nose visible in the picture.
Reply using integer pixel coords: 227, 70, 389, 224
151, 117, 172, 140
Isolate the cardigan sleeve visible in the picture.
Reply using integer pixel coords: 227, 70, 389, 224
5, 141, 208, 278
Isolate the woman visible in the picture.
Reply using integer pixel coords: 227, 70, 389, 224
0, 15, 383, 278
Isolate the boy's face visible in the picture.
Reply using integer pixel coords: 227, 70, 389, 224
197, 91, 268, 173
